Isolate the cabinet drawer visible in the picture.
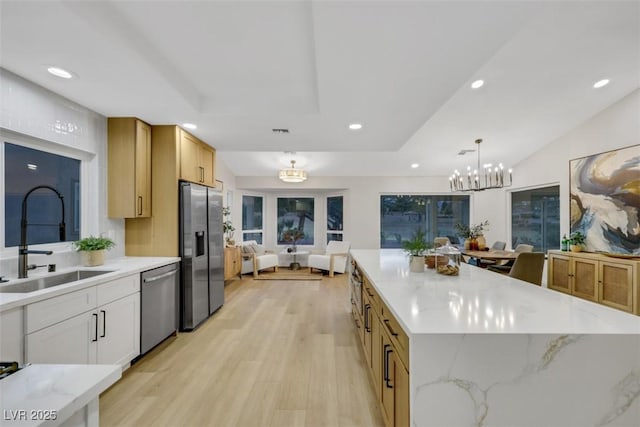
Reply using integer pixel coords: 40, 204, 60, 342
362, 278, 381, 315
97, 274, 140, 306
380, 303, 410, 370
26, 287, 97, 334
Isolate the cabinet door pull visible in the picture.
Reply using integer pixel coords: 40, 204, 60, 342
383, 343, 393, 388
100, 310, 106, 338
384, 345, 394, 389
383, 319, 399, 337
92, 313, 98, 342
138, 196, 143, 216
364, 304, 371, 332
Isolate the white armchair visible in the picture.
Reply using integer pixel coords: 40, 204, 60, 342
308, 241, 351, 277
240, 240, 279, 278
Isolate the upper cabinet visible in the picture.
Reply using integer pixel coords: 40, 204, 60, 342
108, 118, 152, 218
179, 129, 215, 186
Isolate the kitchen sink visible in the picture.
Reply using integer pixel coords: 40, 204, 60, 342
0, 270, 114, 293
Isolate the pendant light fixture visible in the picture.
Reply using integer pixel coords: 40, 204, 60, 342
450, 139, 512, 191
279, 160, 308, 183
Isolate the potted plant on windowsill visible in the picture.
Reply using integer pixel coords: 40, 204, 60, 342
73, 236, 115, 266
402, 229, 431, 273
223, 206, 236, 246
569, 231, 586, 252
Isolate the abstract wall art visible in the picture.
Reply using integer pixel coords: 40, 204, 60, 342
570, 144, 640, 255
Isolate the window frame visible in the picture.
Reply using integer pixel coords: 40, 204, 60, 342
276, 196, 316, 247
508, 183, 560, 252
1, 129, 93, 257
241, 194, 264, 244
379, 193, 471, 248
326, 194, 344, 243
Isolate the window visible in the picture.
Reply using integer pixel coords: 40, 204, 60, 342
327, 196, 343, 243
277, 197, 314, 245
242, 195, 263, 244
4, 142, 81, 246
511, 186, 559, 252
380, 195, 469, 248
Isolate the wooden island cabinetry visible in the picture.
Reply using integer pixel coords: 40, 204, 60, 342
548, 250, 639, 314
352, 261, 409, 427
108, 118, 152, 218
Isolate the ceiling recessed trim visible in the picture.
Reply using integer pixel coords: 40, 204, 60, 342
183, 123, 197, 130
471, 79, 484, 89
348, 123, 363, 130
593, 79, 610, 89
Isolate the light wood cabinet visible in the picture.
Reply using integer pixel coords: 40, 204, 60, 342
224, 246, 242, 281
108, 117, 152, 218
548, 250, 639, 314
179, 129, 216, 186
352, 261, 410, 426
125, 125, 217, 256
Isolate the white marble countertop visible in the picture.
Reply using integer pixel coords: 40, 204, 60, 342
351, 249, 640, 335
0, 364, 121, 427
0, 256, 180, 313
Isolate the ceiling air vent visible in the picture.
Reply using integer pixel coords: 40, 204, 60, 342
458, 149, 476, 155
272, 128, 290, 134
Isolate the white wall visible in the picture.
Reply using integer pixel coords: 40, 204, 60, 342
0, 69, 123, 275
237, 89, 639, 251
475, 88, 640, 248
236, 175, 452, 250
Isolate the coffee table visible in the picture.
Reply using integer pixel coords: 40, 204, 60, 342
279, 250, 310, 270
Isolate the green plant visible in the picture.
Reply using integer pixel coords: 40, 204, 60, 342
454, 220, 489, 239
72, 236, 115, 251
222, 206, 235, 239
569, 231, 586, 246
401, 229, 432, 257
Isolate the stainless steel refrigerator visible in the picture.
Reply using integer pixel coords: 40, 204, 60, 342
179, 182, 224, 331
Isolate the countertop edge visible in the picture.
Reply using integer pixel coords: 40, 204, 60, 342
0, 257, 180, 313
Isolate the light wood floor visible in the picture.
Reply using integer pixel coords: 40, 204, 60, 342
100, 274, 384, 427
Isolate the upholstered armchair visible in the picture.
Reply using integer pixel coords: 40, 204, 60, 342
308, 241, 351, 277
240, 240, 278, 278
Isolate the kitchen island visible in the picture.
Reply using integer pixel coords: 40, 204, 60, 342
350, 249, 640, 427
1, 364, 120, 427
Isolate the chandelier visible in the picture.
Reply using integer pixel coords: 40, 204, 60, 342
279, 160, 308, 183
450, 139, 512, 192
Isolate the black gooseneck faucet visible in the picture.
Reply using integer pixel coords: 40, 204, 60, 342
18, 185, 66, 278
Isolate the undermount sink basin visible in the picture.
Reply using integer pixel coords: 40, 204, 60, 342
0, 270, 114, 293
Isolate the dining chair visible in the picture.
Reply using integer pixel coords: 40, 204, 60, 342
487, 244, 534, 274
478, 241, 507, 267
508, 252, 545, 285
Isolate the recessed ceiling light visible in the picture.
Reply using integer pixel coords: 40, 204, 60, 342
47, 66, 73, 79
593, 79, 610, 89
183, 123, 197, 130
411, 163, 419, 168
471, 80, 484, 89
27, 163, 38, 170
348, 123, 363, 130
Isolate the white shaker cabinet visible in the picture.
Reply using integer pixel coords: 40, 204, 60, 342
25, 273, 140, 368
26, 310, 97, 364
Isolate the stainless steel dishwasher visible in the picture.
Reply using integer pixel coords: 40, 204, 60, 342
140, 263, 179, 356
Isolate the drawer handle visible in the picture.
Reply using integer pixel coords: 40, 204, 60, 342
384, 344, 393, 389
383, 319, 399, 337
364, 304, 371, 332
92, 313, 98, 342
100, 310, 106, 338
